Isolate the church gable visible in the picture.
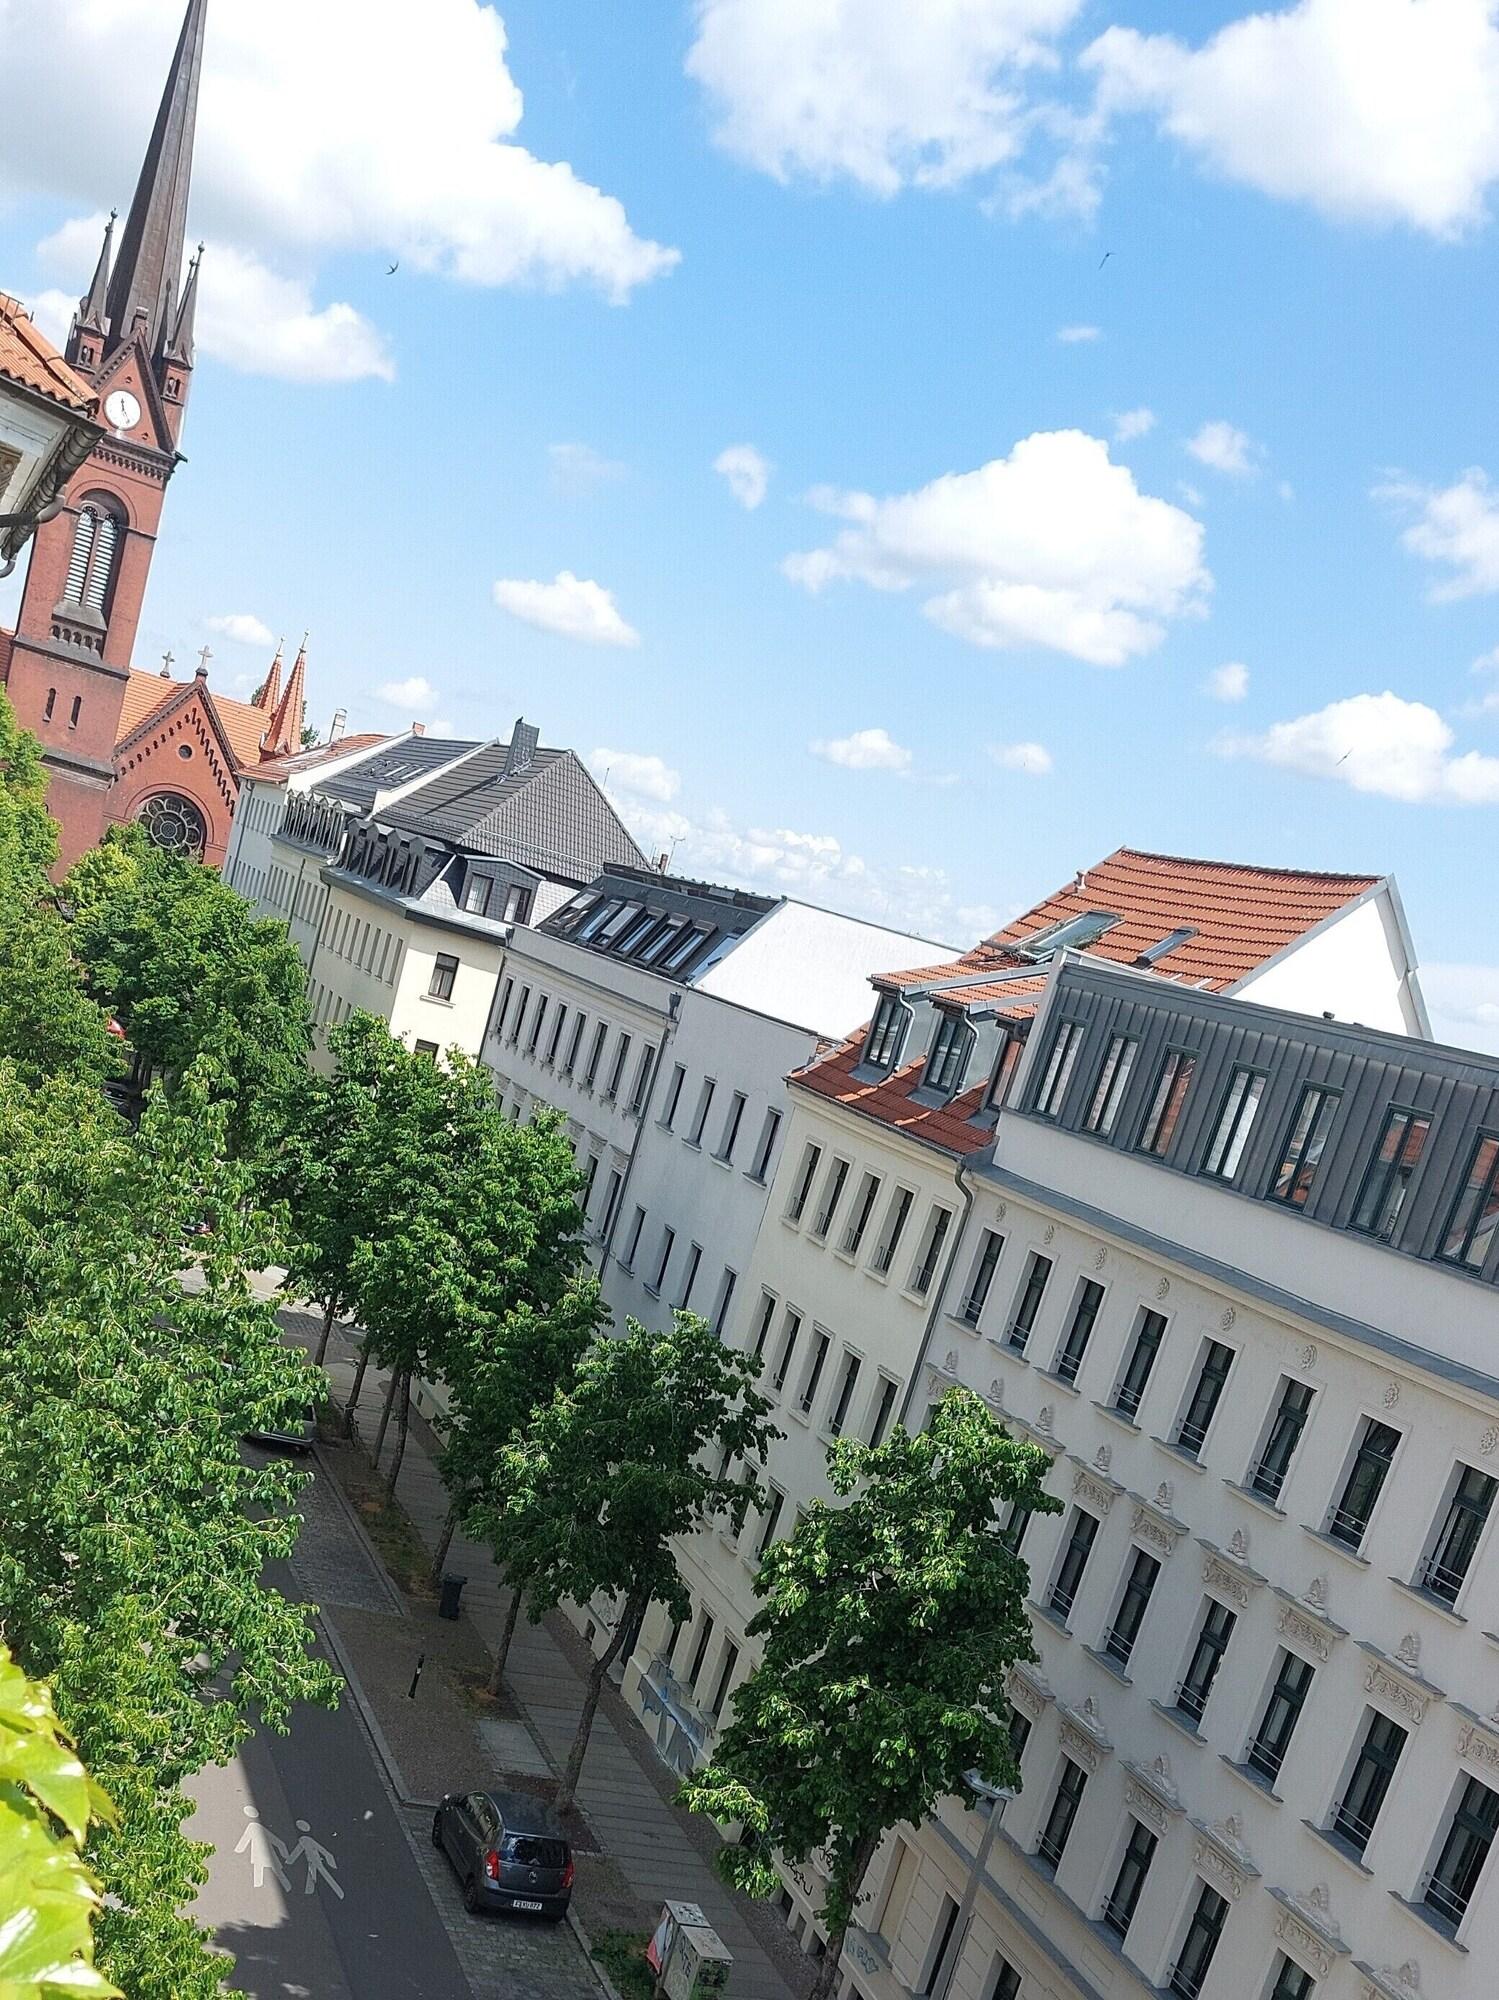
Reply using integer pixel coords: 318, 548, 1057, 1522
91, 336, 176, 461
110, 687, 242, 866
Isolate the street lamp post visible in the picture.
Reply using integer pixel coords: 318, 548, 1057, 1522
931, 1771, 1011, 2000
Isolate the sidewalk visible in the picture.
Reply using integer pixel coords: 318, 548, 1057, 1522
290, 1310, 811, 2000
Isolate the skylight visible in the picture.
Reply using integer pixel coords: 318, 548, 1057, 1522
1015, 910, 1122, 961
1135, 925, 1200, 968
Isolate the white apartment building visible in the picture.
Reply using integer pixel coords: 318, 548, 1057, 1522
223, 719, 646, 1065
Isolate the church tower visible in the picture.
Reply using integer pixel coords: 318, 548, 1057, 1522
1, 0, 207, 868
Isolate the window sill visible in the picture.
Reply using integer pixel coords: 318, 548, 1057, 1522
833, 1248, 859, 1266
1149, 1699, 1205, 1746
947, 1311, 985, 1337
784, 1405, 812, 1430
710, 1153, 734, 1171
1301, 1821, 1373, 1880
1151, 1436, 1209, 1474
1083, 1644, 1132, 1687
1220, 1756, 1282, 1805
1028, 1600, 1072, 1638
642, 1283, 662, 1300
744, 1171, 769, 1187
1222, 1477, 1287, 1521
1390, 1892, 1469, 1955
864, 1265, 893, 1287
1092, 1401, 1141, 1436
1300, 1524, 1371, 1571
1036, 1367, 1083, 1397
780, 1214, 802, 1231
989, 1339, 1031, 1368
681, 1138, 702, 1152
420, 993, 456, 1008
1388, 1576, 1468, 1627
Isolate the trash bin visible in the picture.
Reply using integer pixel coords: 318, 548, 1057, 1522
438, 1573, 466, 1620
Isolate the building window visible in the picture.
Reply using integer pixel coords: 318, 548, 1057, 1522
503, 884, 532, 924
798, 1330, 831, 1416
1202, 1066, 1265, 1180
1169, 1884, 1228, 2000
756, 1488, 785, 1557
631, 1046, 656, 1114
1085, 1033, 1138, 1137
1175, 1599, 1236, 1725
827, 1352, 862, 1436
677, 1242, 703, 1312
960, 1230, 1005, 1327
1331, 1710, 1406, 1855
812, 1159, 850, 1241
135, 792, 206, 859
1351, 1105, 1431, 1241
585, 1022, 608, 1088
864, 992, 909, 1070
867, 1376, 898, 1447
980, 1032, 1020, 1118
771, 1310, 802, 1393
1424, 1775, 1499, 1929
527, 994, 547, 1051
604, 1031, 631, 1101
1049, 1509, 1099, 1623
1247, 1651, 1314, 1784
68, 695, 81, 729
1419, 1463, 1495, 1604
1054, 1277, 1104, 1383
650, 1226, 675, 1295
688, 1079, 717, 1146
749, 1293, 776, 1362
686, 1613, 715, 1691
508, 985, 530, 1045
546, 1003, 568, 1064
924, 1013, 971, 1097
1113, 1308, 1167, 1421
748, 1109, 781, 1183
1006, 1704, 1031, 1764
1249, 1379, 1314, 1503
1268, 1955, 1316, 2000
1103, 1548, 1160, 1670
580, 1154, 601, 1210
1138, 1049, 1197, 1157
659, 1064, 687, 1129
600, 1170, 624, 1242
1439, 1131, 1499, 1272
413, 1039, 439, 1061
1005, 1252, 1052, 1355
1000, 1498, 1030, 1553
1103, 1818, 1157, 1939
563, 1011, 586, 1074
711, 1268, 737, 1338
787, 1143, 821, 1222
909, 1205, 952, 1296
709, 1641, 740, 1722
841, 1172, 882, 1258
463, 874, 492, 916
1037, 1759, 1087, 1869
1174, 1340, 1235, 1458
1328, 1417, 1400, 1550
871, 1187, 914, 1275
42, 686, 55, 723
988, 1958, 1021, 2000
427, 956, 457, 1008
717, 1091, 748, 1162
621, 1206, 646, 1271
1033, 1019, 1084, 1119
64, 500, 122, 611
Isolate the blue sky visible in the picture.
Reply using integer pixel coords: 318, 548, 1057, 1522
3, 0, 1497, 1047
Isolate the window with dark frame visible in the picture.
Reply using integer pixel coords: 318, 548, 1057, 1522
1247, 1650, 1314, 1783
1033, 1019, 1084, 1119
494, 977, 515, 1041
428, 953, 458, 1001
1250, 1379, 1314, 1502
1174, 1340, 1235, 1457
1007, 1704, 1031, 1763
717, 1091, 748, 1162
1138, 1049, 1197, 1157
711, 1268, 737, 1337
756, 1487, 785, 1557
841, 1171, 881, 1257
813, 1158, 850, 1240
924, 1012, 971, 1097
1175, 1599, 1236, 1724
660, 1063, 687, 1130
827, 1351, 862, 1436
528, 994, 548, 1053
1268, 1084, 1340, 1208
749, 1109, 782, 1182
920, 1897, 961, 1999
1085, 1033, 1138, 1137
867, 1376, 898, 1447
463, 875, 492, 916
1331, 1710, 1406, 1855
687, 1613, 715, 1690
1055, 1278, 1104, 1382
999, 1498, 1030, 1554
1049, 1509, 1099, 1622
872, 1187, 914, 1274
563, 1011, 586, 1074
1268, 1955, 1316, 2000
709, 1640, 740, 1722
1440, 1131, 1499, 1272
1351, 1105, 1431, 1241
864, 992, 909, 1070
910, 1206, 952, 1296
799, 1330, 831, 1415
1424, 1774, 1499, 1929
961, 1230, 1005, 1325
677, 1242, 703, 1312
546, 1003, 568, 1064
604, 1031, 631, 1100
651, 1227, 675, 1294
585, 1021, 608, 1086
1419, 1463, 1495, 1604
631, 1045, 656, 1114
1169, 1883, 1228, 2000
771, 1310, 802, 1392
1102, 1548, 1160, 1669
1202, 1066, 1265, 1180
600, 1170, 624, 1242
1114, 1308, 1167, 1420
688, 1079, 717, 1146
621, 1206, 646, 1270
750, 1293, 776, 1361
1037, 1758, 1087, 1869
1328, 1417, 1400, 1549
580, 1154, 600, 1209
788, 1143, 822, 1221
980, 1031, 1018, 1117
1006, 1252, 1052, 1354
1103, 1818, 1157, 1939
413, 1039, 438, 1060
988, 1958, 1021, 2000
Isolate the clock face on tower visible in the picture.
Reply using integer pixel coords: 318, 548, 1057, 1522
104, 389, 141, 433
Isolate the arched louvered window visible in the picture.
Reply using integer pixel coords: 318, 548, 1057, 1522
63, 498, 124, 614
64, 509, 95, 600
82, 511, 119, 609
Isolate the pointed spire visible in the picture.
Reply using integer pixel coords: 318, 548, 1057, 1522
78, 210, 116, 333
262, 636, 308, 758
104, 0, 208, 356
251, 640, 283, 713
165, 241, 203, 366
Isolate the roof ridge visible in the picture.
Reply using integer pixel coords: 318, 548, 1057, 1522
1110, 845, 1381, 885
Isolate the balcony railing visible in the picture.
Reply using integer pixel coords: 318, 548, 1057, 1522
1418, 1551, 1469, 1604
1326, 1506, 1371, 1551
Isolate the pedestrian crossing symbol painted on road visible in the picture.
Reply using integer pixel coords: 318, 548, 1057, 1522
234, 1805, 344, 1898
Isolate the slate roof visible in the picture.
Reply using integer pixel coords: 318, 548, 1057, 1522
0, 294, 94, 412
314, 735, 483, 812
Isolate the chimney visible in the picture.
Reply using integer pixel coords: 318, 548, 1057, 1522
1073, 869, 1087, 894
329, 707, 347, 742
410, 721, 425, 737
504, 716, 540, 776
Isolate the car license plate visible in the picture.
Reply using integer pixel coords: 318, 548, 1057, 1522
512, 1898, 543, 1911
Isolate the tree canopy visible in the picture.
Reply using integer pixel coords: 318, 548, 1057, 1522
679, 1389, 1059, 2000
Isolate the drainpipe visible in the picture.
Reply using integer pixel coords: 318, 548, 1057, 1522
897, 1144, 986, 1432
600, 989, 679, 1268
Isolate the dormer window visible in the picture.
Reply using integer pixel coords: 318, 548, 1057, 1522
923, 1012, 972, 1098
979, 1029, 1021, 1118
463, 874, 492, 917
864, 992, 909, 1071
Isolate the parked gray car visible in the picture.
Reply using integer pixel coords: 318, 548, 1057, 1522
431, 1788, 574, 1920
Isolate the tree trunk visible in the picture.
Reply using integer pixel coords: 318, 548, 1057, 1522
429, 1502, 459, 1584
487, 1589, 524, 1695
384, 1371, 413, 1496
371, 1367, 401, 1465
313, 1298, 338, 1368
807, 1829, 883, 2000
558, 1593, 641, 1813
343, 1330, 375, 1437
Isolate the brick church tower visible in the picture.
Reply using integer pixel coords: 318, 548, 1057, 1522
1, 0, 207, 868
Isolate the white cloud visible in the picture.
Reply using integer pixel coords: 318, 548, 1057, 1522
811, 727, 913, 772
21, 287, 75, 346
205, 612, 275, 648
1086, 0, 1499, 237
1056, 323, 1101, 343
1422, 962, 1499, 1056
1220, 689, 1499, 803
785, 429, 1209, 666
686, 0, 1087, 199
1205, 660, 1250, 702
1380, 468, 1499, 599
587, 748, 681, 803
714, 443, 772, 510
548, 443, 627, 497
1187, 420, 1258, 477
4, 1, 675, 381
1112, 406, 1156, 442
492, 571, 640, 648
989, 740, 1054, 774
375, 676, 440, 712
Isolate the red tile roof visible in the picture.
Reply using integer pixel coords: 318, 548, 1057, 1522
0, 294, 94, 413
116, 671, 272, 768
795, 846, 1384, 1157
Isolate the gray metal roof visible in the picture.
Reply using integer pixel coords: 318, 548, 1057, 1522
315, 736, 482, 812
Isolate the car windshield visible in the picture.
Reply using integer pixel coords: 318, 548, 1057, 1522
502, 1834, 566, 1868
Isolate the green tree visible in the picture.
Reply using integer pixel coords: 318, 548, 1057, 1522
0, 1063, 338, 1996
478, 1313, 776, 1811
679, 1389, 1059, 2000
0, 1644, 120, 1997
64, 826, 312, 1158
0, 685, 59, 893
